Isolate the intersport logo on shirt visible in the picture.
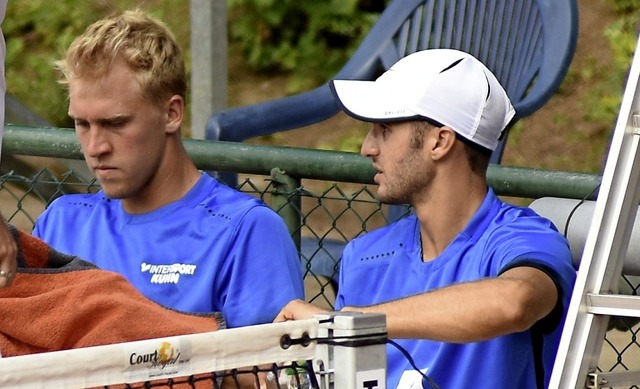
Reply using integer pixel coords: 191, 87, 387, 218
140, 262, 197, 284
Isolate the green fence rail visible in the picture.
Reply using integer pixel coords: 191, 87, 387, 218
1, 124, 637, 386
4, 124, 601, 198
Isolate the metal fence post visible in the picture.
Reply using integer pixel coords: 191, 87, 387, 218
269, 168, 301, 251
189, 0, 227, 139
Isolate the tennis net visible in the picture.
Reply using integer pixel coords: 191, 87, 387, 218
0, 312, 387, 389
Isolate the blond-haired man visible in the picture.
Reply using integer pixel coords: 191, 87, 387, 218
33, 10, 304, 328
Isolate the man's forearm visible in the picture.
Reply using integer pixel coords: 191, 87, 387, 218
342, 267, 557, 342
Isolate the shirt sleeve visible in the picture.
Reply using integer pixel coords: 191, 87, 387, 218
214, 205, 304, 328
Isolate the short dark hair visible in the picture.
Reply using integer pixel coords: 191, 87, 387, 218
412, 120, 491, 175
461, 138, 491, 175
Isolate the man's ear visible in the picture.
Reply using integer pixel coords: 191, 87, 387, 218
431, 126, 457, 159
165, 95, 184, 134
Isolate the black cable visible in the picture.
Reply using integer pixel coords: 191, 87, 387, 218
563, 183, 601, 238
387, 339, 441, 389
314, 332, 388, 347
293, 327, 441, 388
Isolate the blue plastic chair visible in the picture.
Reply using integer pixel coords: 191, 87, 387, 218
207, 0, 578, 164
206, 0, 579, 286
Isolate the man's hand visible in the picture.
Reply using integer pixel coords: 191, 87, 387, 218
274, 299, 330, 322
0, 217, 16, 288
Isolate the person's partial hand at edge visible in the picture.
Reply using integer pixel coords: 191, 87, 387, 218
0, 215, 17, 288
274, 299, 330, 322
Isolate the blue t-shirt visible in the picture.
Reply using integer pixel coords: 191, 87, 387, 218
335, 188, 576, 389
33, 173, 304, 328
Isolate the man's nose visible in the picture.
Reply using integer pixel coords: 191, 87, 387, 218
360, 130, 378, 158
82, 128, 110, 158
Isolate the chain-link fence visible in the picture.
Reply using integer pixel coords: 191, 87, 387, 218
2, 124, 639, 387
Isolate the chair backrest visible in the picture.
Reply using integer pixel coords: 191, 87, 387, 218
345, 0, 578, 116
206, 0, 578, 167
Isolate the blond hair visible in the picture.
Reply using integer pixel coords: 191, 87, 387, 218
56, 9, 186, 106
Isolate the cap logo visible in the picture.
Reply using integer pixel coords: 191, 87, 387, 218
384, 109, 406, 116
439, 57, 464, 73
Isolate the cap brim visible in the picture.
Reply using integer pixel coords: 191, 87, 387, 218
329, 80, 421, 123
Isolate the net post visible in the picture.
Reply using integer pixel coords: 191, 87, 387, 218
313, 312, 387, 389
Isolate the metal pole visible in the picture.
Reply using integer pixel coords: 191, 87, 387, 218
189, 0, 227, 139
270, 168, 302, 252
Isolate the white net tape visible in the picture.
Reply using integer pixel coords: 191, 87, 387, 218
0, 319, 318, 389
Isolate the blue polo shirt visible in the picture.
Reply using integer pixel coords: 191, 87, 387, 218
33, 173, 304, 328
335, 188, 575, 389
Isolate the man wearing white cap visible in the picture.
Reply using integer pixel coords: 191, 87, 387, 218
276, 49, 576, 389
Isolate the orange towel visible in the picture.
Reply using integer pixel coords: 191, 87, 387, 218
0, 226, 224, 357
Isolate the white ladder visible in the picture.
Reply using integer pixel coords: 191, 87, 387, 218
549, 35, 640, 388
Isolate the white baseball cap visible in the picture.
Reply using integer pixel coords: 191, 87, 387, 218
329, 49, 516, 151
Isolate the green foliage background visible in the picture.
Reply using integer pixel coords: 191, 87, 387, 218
4, 0, 192, 127
3, 0, 640, 174
3, 0, 382, 128
228, 0, 387, 92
